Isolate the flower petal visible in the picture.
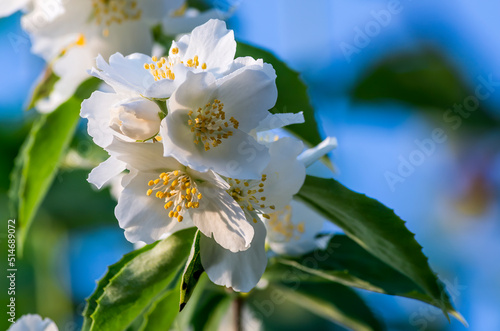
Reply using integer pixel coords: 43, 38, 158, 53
298, 136, 338, 168
91, 53, 154, 96
81, 91, 127, 148
183, 19, 236, 75
212, 66, 277, 132
256, 137, 305, 211
255, 112, 305, 132
191, 181, 253, 252
116, 170, 194, 243
167, 71, 216, 111
106, 138, 183, 173
88, 156, 126, 190
200, 218, 267, 292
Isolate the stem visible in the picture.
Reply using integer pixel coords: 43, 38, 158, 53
233, 295, 243, 331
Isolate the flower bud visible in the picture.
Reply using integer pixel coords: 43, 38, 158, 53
109, 99, 161, 141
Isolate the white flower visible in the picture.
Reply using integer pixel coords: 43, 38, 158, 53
102, 138, 254, 253
7, 314, 58, 331
90, 19, 237, 100
21, 0, 185, 112
265, 136, 338, 256
200, 137, 306, 292
160, 62, 278, 179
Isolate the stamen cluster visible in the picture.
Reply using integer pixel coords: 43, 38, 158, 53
188, 99, 239, 151
146, 170, 202, 222
227, 174, 275, 223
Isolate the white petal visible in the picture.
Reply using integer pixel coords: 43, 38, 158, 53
192, 181, 253, 252
7, 314, 58, 331
298, 137, 338, 168
200, 218, 267, 293
227, 57, 276, 79
88, 156, 126, 190
106, 138, 183, 173
255, 112, 305, 132
92, 53, 154, 96
183, 19, 236, 75
213, 66, 277, 132
256, 137, 305, 211
266, 199, 326, 256
109, 173, 125, 201
168, 71, 216, 111
116, 170, 194, 244
81, 91, 126, 148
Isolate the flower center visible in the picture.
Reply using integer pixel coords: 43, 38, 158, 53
143, 48, 207, 81
146, 170, 202, 222
144, 55, 178, 81
227, 174, 275, 223
268, 205, 305, 242
92, 0, 142, 37
188, 99, 239, 151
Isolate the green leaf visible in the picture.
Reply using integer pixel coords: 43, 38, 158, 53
179, 230, 205, 311
27, 69, 60, 110
235, 42, 324, 149
9, 77, 100, 252
351, 49, 500, 129
88, 228, 196, 331
138, 277, 183, 331
269, 235, 462, 318
82, 242, 159, 331
296, 176, 464, 323
267, 282, 384, 331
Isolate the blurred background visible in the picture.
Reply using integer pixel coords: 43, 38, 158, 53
1, 0, 499, 330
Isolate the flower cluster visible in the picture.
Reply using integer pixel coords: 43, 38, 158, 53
82, 19, 336, 292
1, 0, 227, 113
